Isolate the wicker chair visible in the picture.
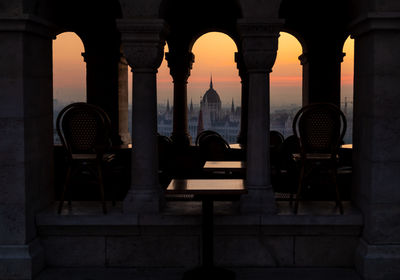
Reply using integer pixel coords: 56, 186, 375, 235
195, 130, 220, 146
197, 132, 230, 161
56, 102, 113, 214
292, 103, 347, 214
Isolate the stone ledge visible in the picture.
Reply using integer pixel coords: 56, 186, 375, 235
36, 201, 363, 236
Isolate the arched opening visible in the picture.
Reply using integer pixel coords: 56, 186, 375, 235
157, 43, 174, 137
53, 31, 86, 144
188, 32, 240, 143
341, 36, 354, 144
270, 32, 303, 138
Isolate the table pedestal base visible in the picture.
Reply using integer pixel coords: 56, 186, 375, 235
183, 266, 235, 280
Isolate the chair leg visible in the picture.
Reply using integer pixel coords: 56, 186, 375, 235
97, 164, 107, 214
294, 164, 305, 214
58, 166, 72, 214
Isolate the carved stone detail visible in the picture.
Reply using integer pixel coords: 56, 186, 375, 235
235, 52, 248, 79
237, 19, 282, 72
165, 51, 195, 83
298, 53, 309, 65
299, 52, 345, 65
117, 19, 169, 71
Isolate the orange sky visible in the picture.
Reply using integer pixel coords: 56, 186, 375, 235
53, 31, 354, 107
53, 32, 86, 103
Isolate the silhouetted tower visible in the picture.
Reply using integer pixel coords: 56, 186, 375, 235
189, 98, 194, 114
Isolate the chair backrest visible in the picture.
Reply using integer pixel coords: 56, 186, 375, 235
56, 102, 111, 157
293, 103, 346, 155
198, 133, 230, 160
195, 130, 220, 146
270, 130, 284, 148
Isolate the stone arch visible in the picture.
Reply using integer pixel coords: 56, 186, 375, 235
279, 28, 307, 53
159, 0, 242, 55
159, 0, 242, 22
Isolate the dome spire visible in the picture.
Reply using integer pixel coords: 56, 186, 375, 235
210, 74, 213, 89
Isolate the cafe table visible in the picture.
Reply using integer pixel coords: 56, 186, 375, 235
203, 161, 245, 174
166, 179, 247, 279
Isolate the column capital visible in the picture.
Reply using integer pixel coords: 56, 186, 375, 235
237, 19, 283, 73
165, 51, 195, 83
299, 51, 345, 65
349, 12, 400, 38
117, 19, 169, 72
235, 52, 248, 80
298, 53, 309, 65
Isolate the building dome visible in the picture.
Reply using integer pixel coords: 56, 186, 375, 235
203, 77, 221, 104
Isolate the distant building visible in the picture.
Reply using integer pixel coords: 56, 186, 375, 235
157, 77, 241, 143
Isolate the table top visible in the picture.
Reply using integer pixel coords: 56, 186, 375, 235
229, 143, 244, 149
340, 144, 353, 149
203, 161, 245, 171
166, 179, 247, 196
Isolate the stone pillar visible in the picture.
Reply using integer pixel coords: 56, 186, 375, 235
351, 14, 400, 280
82, 43, 122, 145
165, 51, 194, 147
235, 52, 249, 145
118, 54, 131, 144
237, 19, 282, 214
0, 16, 54, 279
118, 19, 167, 213
299, 47, 344, 106
298, 53, 310, 106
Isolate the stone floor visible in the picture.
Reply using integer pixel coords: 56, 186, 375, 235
35, 267, 362, 280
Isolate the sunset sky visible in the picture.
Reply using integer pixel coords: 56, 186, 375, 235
52, 32, 354, 107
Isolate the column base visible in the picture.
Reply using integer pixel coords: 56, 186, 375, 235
123, 188, 162, 213
355, 238, 400, 280
0, 239, 45, 280
240, 186, 277, 214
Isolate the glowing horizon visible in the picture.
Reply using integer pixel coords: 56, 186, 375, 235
52, 31, 354, 107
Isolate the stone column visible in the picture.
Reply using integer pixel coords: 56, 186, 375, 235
299, 47, 344, 106
237, 19, 282, 214
165, 51, 194, 147
118, 19, 167, 213
118, 54, 131, 144
0, 15, 54, 279
351, 14, 400, 280
235, 52, 249, 145
82, 42, 122, 145
298, 53, 310, 106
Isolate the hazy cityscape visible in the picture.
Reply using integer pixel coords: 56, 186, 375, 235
53, 97, 353, 145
